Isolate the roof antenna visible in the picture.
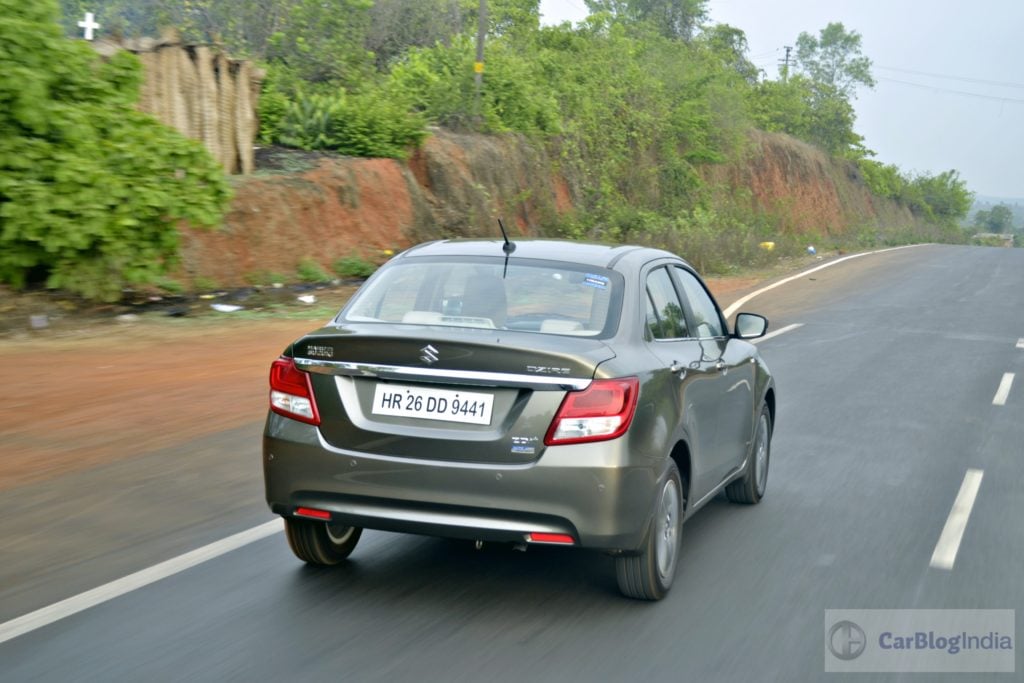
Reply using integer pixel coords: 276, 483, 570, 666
498, 218, 516, 255
498, 218, 515, 278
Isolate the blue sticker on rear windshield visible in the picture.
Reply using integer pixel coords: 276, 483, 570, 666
583, 273, 609, 290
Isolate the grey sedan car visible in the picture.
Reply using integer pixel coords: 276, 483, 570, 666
263, 239, 774, 599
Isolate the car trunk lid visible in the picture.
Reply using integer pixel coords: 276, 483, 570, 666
291, 324, 615, 464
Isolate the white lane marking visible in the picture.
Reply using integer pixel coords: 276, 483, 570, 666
751, 323, 803, 344
0, 519, 283, 645
1016, 338, 1024, 350
992, 373, 1015, 406
722, 244, 926, 318
930, 469, 984, 570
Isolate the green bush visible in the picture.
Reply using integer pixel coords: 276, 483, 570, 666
0, 0, 231, 302
296, 258, 332, 283
856, 158, 906, 199
333, 255, 377, 278
258, 88, 290, 145
275, 88, 426, 158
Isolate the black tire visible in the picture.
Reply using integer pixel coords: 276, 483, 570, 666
725, 403, 772, 505
616, 461, 684, 600
285, 517, 362, 565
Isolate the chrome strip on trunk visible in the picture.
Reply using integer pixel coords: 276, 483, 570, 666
294, 358, 591, 391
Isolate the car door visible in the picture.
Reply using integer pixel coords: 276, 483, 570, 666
672, 266, 756, 483
642, 264, 733, 499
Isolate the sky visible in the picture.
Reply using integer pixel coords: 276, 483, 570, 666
538, 0, 1024, 201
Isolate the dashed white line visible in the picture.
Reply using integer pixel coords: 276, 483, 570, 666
930, 469, 984, 571
992, 373, 1015, 406
1016, 338, 1024, 350
0, 519, 283, 645
751, 323, 804, 344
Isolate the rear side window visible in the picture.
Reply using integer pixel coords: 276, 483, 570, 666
342, 258, 621, 337
674, 266, 724, 338
645, 267, 688, 340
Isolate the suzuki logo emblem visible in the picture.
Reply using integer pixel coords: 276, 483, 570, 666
420, 344, 439, 364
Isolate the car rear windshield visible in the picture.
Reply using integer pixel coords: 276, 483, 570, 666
341, 256, 622, 337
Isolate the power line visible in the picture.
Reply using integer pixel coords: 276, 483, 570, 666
875, 65, 1024, 91
876, 76, 1024, 104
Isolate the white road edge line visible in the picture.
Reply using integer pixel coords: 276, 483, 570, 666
992, 373, 1015, 406
722, 244, 926, 319
751, 323, 804, 344
0, 519, 283, 645
930, 469, 984, 571
0, 243, 931, 646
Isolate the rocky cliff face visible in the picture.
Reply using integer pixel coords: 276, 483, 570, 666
179, 129, 919, 286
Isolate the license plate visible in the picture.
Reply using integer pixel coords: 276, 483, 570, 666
371, 384, 494, 425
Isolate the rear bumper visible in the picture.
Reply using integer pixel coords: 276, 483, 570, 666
263, 413, 660, 551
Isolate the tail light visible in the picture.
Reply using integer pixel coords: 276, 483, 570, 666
269, 357, 320, 425
544, 377, 639, 445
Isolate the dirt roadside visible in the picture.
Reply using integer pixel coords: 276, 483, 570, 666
0, 259, 816, 492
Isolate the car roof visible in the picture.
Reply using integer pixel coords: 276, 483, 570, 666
396, 239, 687, 270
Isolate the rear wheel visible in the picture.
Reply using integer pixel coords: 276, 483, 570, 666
725, 403, 772, 504
616, 462, 683, 600
285, 517, 362, 565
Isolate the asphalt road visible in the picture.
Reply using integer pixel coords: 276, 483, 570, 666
2, 244, 1022, 681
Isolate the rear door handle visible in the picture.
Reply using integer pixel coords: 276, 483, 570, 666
669, 362, 687, 380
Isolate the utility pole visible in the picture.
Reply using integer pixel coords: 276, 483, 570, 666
474, 0, 487, 129
780, 45, 792, 82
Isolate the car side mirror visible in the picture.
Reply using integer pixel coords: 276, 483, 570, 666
733, 312, 768, 340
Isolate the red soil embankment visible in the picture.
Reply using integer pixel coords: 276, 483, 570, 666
178, 129, 921, 286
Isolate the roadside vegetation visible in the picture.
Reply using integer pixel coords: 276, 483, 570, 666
2, 0, 976, 302
1, 0, 231, 301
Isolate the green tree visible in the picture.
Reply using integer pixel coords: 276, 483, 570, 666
794, 22, 875, 98
857, 159, 907, 199
366, 0, 465, 69
697, 24, 757, 83
749, 75, 864, 156
482, 0, 542, 38
751, 22, 875, 157
584, 0, 708, 40
387, 32, 558, 135
266, 0, 374, 86
1, 0, 231, 301
973, 203, 1015, 233
528, 15, 747, 227
58, 1, 374, 86
903, 170, 973, 226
